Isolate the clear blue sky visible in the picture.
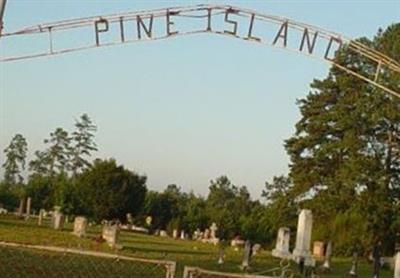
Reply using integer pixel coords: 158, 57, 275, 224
1, 0, 399, 198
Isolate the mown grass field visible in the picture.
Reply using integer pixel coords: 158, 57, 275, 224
0, 215, 394, 277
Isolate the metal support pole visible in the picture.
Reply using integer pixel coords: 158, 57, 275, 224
0, 0, 7, 36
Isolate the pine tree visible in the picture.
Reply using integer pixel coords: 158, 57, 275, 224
2, 134, 28, 185
285, 24, 400, 253
70, 114, 97, 176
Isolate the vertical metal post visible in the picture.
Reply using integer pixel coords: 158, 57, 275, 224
0, 0, 7, 36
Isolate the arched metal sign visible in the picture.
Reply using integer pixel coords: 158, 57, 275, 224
1, 4, 399, 98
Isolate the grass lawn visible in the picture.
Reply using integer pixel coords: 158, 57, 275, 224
0, 215, 394, 277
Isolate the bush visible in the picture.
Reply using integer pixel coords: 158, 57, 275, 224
76, 159, 147, 222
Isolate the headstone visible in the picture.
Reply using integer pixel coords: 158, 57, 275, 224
292, 209, 315, 266
173, 229, 178, 239
102, 223, 120, 248
252, 244, 262, 256
348, 252, 358, 277
272, 227, 291, 259
204, 229, 210, 239
73, 216, 87, 237
322, 241, 332, 271
313, 241, 325, 257
160, 230, 168, 237
145, 216, 152, 226
218, 241, 226, 265
372, 242, 382, 278
53, 211, 65, 230
210, 222, 218, 239
180, 230, 185, 240
193, 229, 200, 240
25, 197, 32, 219
395, 252, 400, 278
241, 240, 252, 270
17, 198, 25, 216
38, 209, 45, 226
126, 213, 133, 224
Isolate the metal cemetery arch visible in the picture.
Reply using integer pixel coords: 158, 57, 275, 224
0, 4, 399, 98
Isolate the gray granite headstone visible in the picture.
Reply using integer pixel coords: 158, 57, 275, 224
102, 223, 119, 247
348, 252, 358, 277
322, 241, 332, 270
272, 227, 291, 259
18, 198, 25, 216
73, 216, 87, 237
241, 240, 252, 270
25, 197, 31, 219
53, 211, 65, 230
38, 209, 45, 226
395, 252, 400, 278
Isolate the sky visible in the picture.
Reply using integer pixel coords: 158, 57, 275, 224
0, 0, 399, 198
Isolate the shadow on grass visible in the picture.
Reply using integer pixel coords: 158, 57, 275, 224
123, 245, 214, 256
120, 238, 182, 247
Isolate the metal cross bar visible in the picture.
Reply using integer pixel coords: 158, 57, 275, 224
0, 4, 399, 98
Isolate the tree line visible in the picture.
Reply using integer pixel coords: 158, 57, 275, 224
1, 24, 399, 256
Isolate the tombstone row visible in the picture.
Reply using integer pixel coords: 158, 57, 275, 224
271, 209, 400, 277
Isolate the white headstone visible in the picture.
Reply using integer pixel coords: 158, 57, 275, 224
102, 224, 119, 247
210, 222, 218, 239
18, 198, 25, 216
204, 229, 210, 239
73, 216, 87, 237
160, 230, 168, 237
173, 229, 178, 239
193, 229, 200, 240
322, 241, 332, 270
180, 230, 185, 240
38, 209, 45, 226
292, 209, 315, 266
272, 227, 291, 259
126, 213, 133, 223
241, 240, 252, 269
252, 244, 262, 256
53, 211, 65, 230
25, 197, 32, 218
395, 252, 400, 278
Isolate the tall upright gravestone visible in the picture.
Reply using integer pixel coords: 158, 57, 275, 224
394, 252, 400, 278
17, 198, 25, 216
25, 197, 32, 219
292, 209, 315, 266
241, 240, 252, 270
38, 209, 45, 226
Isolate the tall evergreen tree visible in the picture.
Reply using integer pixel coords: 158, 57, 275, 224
70, 114, 97, 176
44, 127, 72, 175
2, 134, 28, 185
285, 24, 400, 253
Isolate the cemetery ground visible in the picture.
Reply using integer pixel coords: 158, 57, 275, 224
0, 215, 394, 277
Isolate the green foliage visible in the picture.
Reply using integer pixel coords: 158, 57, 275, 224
43, 127, 72, 175
76, 159, 147, 222
70, 114, 98, 176
25, 175, 54, 211
2, 134, 28, 185
0, 182, 19, 210
206, 176, 253, 239
285, 24, 400, 254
